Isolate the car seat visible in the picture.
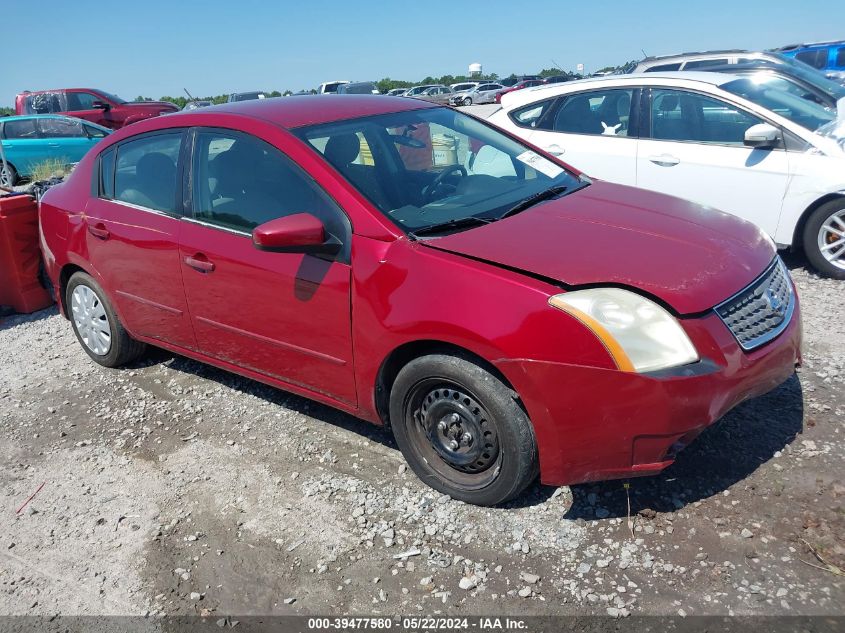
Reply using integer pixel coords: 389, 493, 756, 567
323, 133, 393, 209
119, 153, 176, 211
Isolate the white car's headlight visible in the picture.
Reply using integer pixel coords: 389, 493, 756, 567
549, 288, 699, 373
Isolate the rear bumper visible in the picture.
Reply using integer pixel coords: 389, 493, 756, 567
498, 298, 802, 486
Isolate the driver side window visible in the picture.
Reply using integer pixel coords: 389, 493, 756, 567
650, 89, 764, 145
66, 92, 100, 112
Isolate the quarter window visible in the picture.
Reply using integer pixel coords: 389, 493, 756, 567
548, 89, 635, 136
510, 99, 556, 128
2, 119, 38, 139
114, 133, 182, 212
645, 63, 681, 72
191, 130, 349, 248
650, 89, 764, 145
99, 148, 116, 199
683, 58, 729, 69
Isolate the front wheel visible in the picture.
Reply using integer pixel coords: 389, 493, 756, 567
803, 199, 845, 279
390, 354, 538, 506
66, 272, 146, 367
463, 97, 472, 106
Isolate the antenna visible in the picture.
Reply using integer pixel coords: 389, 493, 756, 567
641, 49, 648, 58
183, 88, 195, 101
551, 58, 563, 71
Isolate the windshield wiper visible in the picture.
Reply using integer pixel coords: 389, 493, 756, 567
499, 186, 569, 220
409, 216, 493, 239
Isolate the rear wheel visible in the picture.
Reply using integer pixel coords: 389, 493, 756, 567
803, 199, 845, 279
66, 272, 145, 367
390, 354, 538, 506
0, 162, 17, 188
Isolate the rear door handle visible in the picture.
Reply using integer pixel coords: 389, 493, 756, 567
648, 154, 680, 166
184, 254, 215, 273
546, 144, 565, 156
87, 223, 110, 239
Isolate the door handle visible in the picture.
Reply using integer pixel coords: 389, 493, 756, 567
648, 154, 680, 166
184, 254, 215, 273
48, 143, 60, 148
546, 144, 565, 156
87, 223, 110, 239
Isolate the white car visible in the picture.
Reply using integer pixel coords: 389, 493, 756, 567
490, 72, 845, 278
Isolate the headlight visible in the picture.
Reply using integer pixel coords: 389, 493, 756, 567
549, 288, 699, 373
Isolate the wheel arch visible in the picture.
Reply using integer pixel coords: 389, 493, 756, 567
374, 339, 518, 428
791, 193, 845, 250
57, 263, 90, 319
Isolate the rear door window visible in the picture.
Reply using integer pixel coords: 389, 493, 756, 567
24, 92, 66, 114
37, 117, 85, 138
549, 89, 636, 136
683, 58, 729, 69
795, 49, 827, 69
114, 132, 183, 213
645, 63, 681, 72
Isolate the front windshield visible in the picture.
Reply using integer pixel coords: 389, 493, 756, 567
293, 107, 583, 234
722, 77, 836, 131
95, 90, 126, 104
777, 63, 845, 101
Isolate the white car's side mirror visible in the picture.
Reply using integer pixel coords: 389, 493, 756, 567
744, 123, 781, 149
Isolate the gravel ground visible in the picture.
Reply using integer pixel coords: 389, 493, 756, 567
0, 252, 843, 620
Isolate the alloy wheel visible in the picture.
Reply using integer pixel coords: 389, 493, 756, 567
71, 284, 112, 355
817, 208, 845, 271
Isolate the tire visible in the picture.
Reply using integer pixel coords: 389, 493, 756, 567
0, 162, 17, 188
463, 97, 472, 106
66, 272, 145, 367
802, 199, 845, 280
389, 353, 538, 506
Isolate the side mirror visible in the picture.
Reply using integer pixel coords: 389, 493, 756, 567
744, 123, 780, 149
252, 213, 341, 255
91, 100, 111, 111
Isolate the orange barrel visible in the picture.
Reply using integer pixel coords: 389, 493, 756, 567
0, 194, 54, 314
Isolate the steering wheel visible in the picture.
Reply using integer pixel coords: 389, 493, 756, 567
422, 165, 467, 203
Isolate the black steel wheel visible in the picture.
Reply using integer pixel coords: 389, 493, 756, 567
390, 354, 538, 506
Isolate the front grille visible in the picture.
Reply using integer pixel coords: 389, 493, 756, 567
714, 257, 794, 351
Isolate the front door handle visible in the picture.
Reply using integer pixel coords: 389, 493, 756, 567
184, 254, 215, 273
546, 144, 565, 156
648, 154, 680, 166
87, 223, 110, 239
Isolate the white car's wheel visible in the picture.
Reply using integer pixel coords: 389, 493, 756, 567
803, 199, 845, 279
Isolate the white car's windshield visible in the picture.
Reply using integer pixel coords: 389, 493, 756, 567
722, 77, 836, 131
294, 107, 584, 235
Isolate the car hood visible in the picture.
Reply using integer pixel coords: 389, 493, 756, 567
124, 101, 178, 111
423, 181, 775, 315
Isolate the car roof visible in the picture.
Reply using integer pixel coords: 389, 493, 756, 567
500, 72, 738, 106
639, 49, 750, 62
171, 94, 436, 129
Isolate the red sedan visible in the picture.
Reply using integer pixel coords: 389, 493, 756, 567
494, 79, 545, 103
39, 96, 801, 506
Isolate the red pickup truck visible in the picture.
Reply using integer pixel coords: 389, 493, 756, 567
15, 89, 178, 130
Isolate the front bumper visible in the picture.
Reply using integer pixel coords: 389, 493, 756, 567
497, 297, 802, 486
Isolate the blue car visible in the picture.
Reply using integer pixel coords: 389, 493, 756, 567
0, 115, 110, 187
776, 40, 845, 83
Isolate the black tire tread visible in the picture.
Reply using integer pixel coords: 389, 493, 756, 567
802, 199, 845, 280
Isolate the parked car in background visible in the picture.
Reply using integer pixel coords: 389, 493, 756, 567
450, 81, 480, 93
15, 89, 178, 130
39, 95, 801, 506
0, 115, 109, 186
491, 72, 845, 277
543, 75, 571, 84
404, 85, 439, 97
449, 83, 504, 105
500, 75, 542, 87
318, 81, 350, 94
688, 61, 845, 110
227, 92, 267, 102
336, 82, 380, 95
413, 85, 454, 104
385, 88, 408, 97
629, 50, 816, 73
776, 40, 845, 83
182, 101, 214, 111
494, 79, 545, 103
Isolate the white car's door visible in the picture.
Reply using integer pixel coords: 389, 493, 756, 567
522, 87, 639, 185
636, 88, 790, 237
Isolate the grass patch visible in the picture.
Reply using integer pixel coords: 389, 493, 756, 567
28, 158, 72, 182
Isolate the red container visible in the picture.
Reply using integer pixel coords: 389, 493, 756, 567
0, 194, 54, 314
